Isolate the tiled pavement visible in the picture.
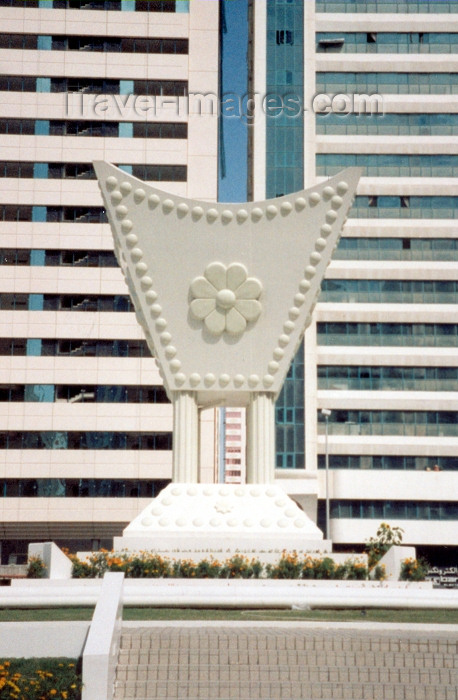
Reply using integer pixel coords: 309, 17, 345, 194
114, 624, 458, 699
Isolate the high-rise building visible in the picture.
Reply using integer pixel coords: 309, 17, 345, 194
0, 0, 456, 567
251, 0, 457, 565
0, 0, 220, 562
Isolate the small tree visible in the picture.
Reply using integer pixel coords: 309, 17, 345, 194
365, 522, 404, 570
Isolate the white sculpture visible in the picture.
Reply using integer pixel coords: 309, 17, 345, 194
94, 162, 360, 488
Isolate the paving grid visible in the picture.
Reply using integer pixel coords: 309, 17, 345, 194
114, 625, 458, 700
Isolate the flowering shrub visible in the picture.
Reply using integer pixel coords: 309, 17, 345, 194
0, 658, 81, 699
365, 522, 404, 570
26, 555, 47, 579
400, 557, 429, 582
69, 549, 368, 580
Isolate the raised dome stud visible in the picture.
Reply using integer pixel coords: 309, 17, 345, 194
219, 374, 230, 387
251, 207, 263, 221
309, 192, 321, 206
284, 320, 295, 333
165, 346, 177, 359
331, 195, 343, 210
144, 290, 158, 304
192, 206, 204, 220
304, 265, 316, 279
326, 210, 338, 223
120, 181, 132, 196
289, 307, 300, 320
248, 374, 260, 387
278, 334, 290, 347
140, 276, 153, 290
125, 234, 138, 248
170, 359, 181, 373
315, 238, 327, 251
204, 373, 216, 386
130, 248, 143, 262
236, 209, 248, 223
294, 293, 305, 306
299, 279, 311, 292
337, 181, 349, 195
177, 202, 189, 217
221, 210, 233, 223
206, 208, 218, 222
266, 204, 278, 219
295, 197, 307, 211
133, 188, 146, 204
162, 199, 174, 213
155, 318, 167, 331
150, 303, 162, 317
234, 374, 245, 387
148, 194, 160, 209
273, 347, 284, 360
323, 186, 335, 200
120, 219, 133, 234
310, 252, 322, 265
135, 262, 148, 276
268, 361, 279, 373
105, 176, 118, 191
189, 373, 201, 387
160, 332, 172, 345
280, 201, 293, 215
110, 191, 123, 205
175, 373, 186, 386
263, 374, 275, 388
320, 223, 333, 237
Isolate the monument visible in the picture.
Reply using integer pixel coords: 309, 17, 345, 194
94, 162, 361, 560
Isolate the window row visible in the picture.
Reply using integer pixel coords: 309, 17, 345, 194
0, 431, 172, 450
0, 162, 187, 181
0, 293, 132, 312
316, 0, 458, 12
0, 337, 151, 357
0, 77, 188, 96
317, 455, 458, 471
0, 249, 118, 267
0, 33, 188, 54
317, 322, 458, 347
334, 238, 458, 262
317, 32, 458, 54
0, 205, 107, 222
317, 73, 458, 95
317, 410, 458, 436
0, 1, 178, 10
352, 195, 458, 219
316, 113, 458, 136
321, 279, 458, 304
318, 366, 458, 391
0, 384, 169, 403
330, 500, 458, 521
0, 118, 187, 139
0, 478, 170, 498
317, 154, 458, 178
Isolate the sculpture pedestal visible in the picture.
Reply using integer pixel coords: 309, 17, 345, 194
114, 484, 329, 564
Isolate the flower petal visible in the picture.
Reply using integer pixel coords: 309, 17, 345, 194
204, 308, 226, 336
225, 308, 247, 336
204, 262, 226, 291
235, 278, 262, 300
235, 299, 262, 322
226, 263, 247, 292
190, 276, 217, 299
190, 298, 215, 320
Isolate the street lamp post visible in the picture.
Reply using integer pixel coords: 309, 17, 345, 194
321, 408, 331, 541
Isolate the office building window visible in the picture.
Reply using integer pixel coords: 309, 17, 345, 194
317, 322, 458, 347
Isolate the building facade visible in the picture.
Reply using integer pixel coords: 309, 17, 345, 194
0, 0, 457, 565
251, 0, 458, 563
0, 0, 220, 562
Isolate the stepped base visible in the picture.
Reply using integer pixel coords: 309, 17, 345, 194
114, 483, 330, 563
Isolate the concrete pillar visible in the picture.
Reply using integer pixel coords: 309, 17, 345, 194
172, 391, 199, 482
246, 393, 275, 484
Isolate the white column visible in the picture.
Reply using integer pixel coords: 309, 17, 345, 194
172, 391, 199, 483
246, 393, 275, 484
